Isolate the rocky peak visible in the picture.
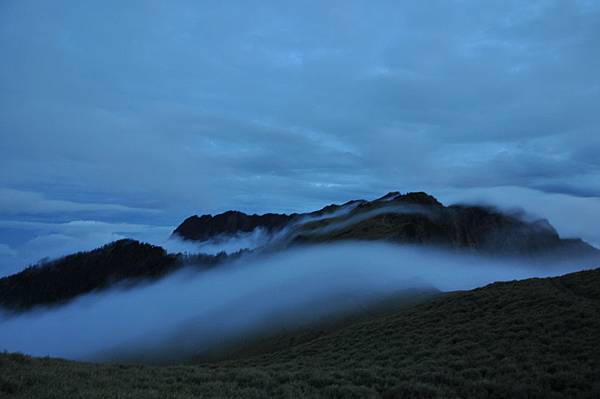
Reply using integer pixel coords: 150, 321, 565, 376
173, 211, 294, 241
375, 191, 443, 207
172, 191, 599, 259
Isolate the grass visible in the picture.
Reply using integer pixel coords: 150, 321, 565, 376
2, 267, 600, 398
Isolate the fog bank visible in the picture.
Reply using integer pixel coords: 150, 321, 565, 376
0, 242, 589, 362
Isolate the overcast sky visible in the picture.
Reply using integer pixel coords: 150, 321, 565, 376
1, 1, 599, 275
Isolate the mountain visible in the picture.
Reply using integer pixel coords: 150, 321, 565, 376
2, 267, 599, 398
0, 240, 235, 311
2, 191, 598, 312
174, 191, 600, 257
173, 211, 294, 241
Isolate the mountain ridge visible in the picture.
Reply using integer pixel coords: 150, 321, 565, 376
1, 191, 598, 312
174, 191, 599, 257
0, 240, 241, 312
173, 211, 295, 242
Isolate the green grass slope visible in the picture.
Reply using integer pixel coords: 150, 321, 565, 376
2, 268, 599, 398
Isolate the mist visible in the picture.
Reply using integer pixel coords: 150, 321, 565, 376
304, 204, 432, 235
161, 202, 370, 256
293, 201, 363, 225
0, 242, 588, 363
163, 228, 274, 255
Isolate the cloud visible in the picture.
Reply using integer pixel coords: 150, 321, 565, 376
2, 185, 599, 278
0, 242, 589, 362
3, 0, 600, 366
1, 0, 599, 220
0, 189, 158, 217
165, 228, 275, 256
0, 243, 16, 259
301, 204, 432, 236
438, 186, 600, 249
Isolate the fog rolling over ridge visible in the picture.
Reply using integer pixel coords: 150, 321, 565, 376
1, 191, 598, 363
2, 2, 600, 395
163, 227, 275, 255
0, 242, 588, 363
160, 200, 364, 256
299, 204, 432, 237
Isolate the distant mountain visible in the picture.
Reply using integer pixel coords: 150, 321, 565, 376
174, 191, 600, 257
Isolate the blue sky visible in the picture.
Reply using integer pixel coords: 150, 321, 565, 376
1, 0, 600, 275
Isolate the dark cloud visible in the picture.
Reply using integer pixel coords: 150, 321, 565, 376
1, 0, 599, 271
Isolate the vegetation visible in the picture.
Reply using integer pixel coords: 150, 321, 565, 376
0, 240, 238, 311
2, 267, 599, 398
175, 191, 600, 259
2, 191, 599, 312
291, 193, 599, 259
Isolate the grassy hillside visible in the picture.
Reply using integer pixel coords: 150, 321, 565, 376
2, 268, 599, 398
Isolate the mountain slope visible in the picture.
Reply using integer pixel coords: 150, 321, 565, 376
0, 240, 237, 311
175, 191, 600, 258
0, 240, 178, 311
2, 267, 599, 398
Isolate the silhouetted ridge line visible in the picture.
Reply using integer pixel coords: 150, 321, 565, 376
0, 239, 238, 311
173, 211, 295, 241
174, 191, 600, 257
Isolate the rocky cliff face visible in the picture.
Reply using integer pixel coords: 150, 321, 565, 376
174, 191, 600, 257
173, 211, 295, 241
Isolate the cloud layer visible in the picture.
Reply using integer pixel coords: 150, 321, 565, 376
0, 242, 586, 362
1, 1, 599, 273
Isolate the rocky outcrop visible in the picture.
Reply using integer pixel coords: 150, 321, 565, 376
173, 211, 295, 241
288, 192, 600, 257
173, 192, 599, 258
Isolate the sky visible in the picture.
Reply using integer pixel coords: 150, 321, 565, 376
1, 0, 599, 275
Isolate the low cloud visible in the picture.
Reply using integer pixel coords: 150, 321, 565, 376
302, 204, 432, 236
164, 228, 275, 255
438, 186, 600, 248
0, 189, 159, 217
0, 242, 589, 362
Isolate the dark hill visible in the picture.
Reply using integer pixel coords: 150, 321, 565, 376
0, 240, 178, 311
2, 267, 600, 398
0, 240, 235, 312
